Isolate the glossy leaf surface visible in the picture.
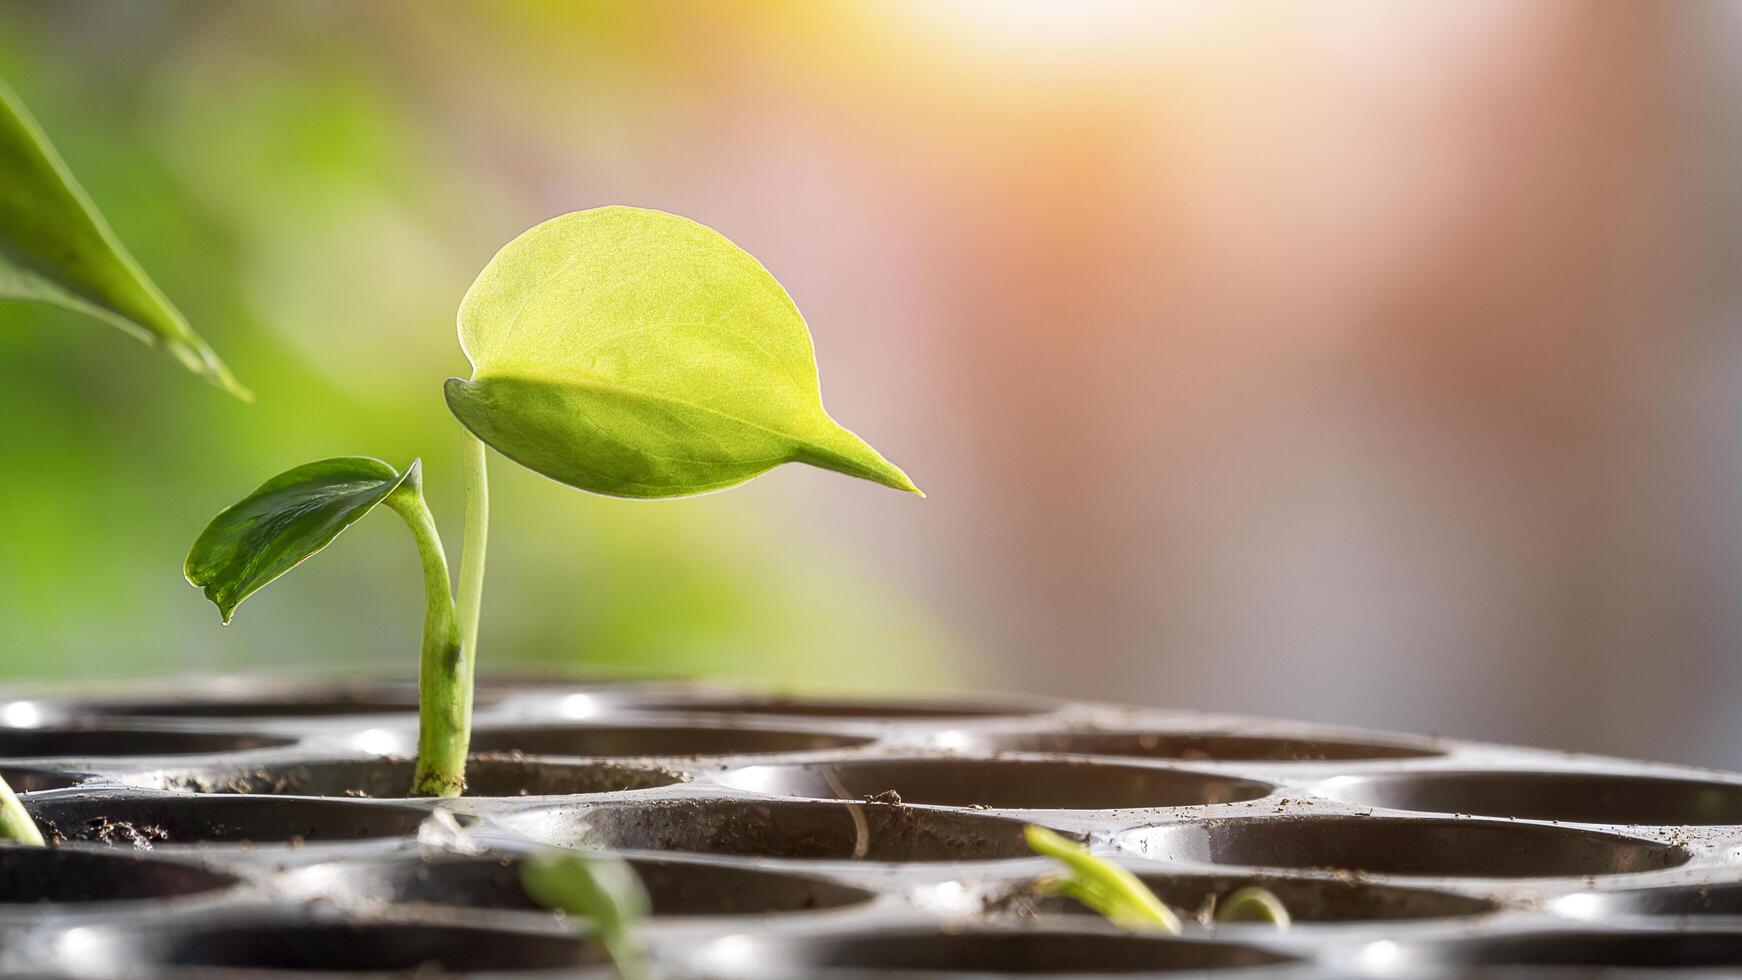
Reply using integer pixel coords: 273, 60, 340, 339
0, 80, 248, 399
185, 457, 413, 623
446, 206, 919, 498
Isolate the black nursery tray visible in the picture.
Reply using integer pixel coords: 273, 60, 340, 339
2, 675, 1742, 978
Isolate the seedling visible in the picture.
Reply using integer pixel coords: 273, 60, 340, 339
1023, 825, 1290, 932
186, 207, 921, 796
1213, 886, 1292, 929
1024, 825, 1182, 933
520, 851, 651, 980
0, 79, 249, 844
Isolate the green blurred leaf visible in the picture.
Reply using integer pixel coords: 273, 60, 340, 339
1025, 825, 1182, 934
521, 850, 650, 980
445, 206, 920, 499
0, 79, 248, 400
184, 457, 413, 623
1215, 886, 1291, 929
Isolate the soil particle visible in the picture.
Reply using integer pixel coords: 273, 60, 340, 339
47, 817, 170, 850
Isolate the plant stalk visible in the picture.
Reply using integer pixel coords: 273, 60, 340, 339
388, 469, 467, 797
0, 776, 43, 845
456, 428, 489, 683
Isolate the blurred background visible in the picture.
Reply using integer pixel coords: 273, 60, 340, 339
2, 1, 1740, 767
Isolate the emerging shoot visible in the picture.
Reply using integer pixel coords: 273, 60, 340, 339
1025, 826, 1291, 933
520, 851, 652, 980
1214, 886, 1292, 929
1024, 826, 1181, 934
186, 207, 921, 797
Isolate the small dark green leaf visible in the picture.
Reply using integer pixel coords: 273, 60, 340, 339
185, 457, 413, 623
446, 206, 919, 499
0, 79, 248, 399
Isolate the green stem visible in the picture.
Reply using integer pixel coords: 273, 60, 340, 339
388, 465, 467, 797
0, 776, 44, 845
455, 428, 488, 708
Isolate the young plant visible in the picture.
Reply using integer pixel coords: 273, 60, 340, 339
1213, 886, 1292, 929
1024, 826, 1291, 931
520, 851, 651, 980
1024, 826, 1182, 933
186, 206, 921, 796
0, 78, 249, 845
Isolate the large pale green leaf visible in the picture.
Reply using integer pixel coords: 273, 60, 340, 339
185, 457, 414, 623
445, 206, 920, 498
0, 80, 248, 399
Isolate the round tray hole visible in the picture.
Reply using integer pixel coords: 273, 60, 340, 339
0, 766, 83, 793
1019, 872, 1496, 923
718, 759, 1272, 810
146, 756, 682, 798
948, 729, 1442, 762
284, 854, 875, 916
689, 928, 1299, 976
510, 799, 1043, 862
1377, 932, 1742, 971
50, 919, 603, 973
626, 694, 1052, 720
1131, 816, 1687, 878
27, 794, 453, 846
0, 727, 294, 758
1554, 882, 1742, 919
469, 724, 871, 758
1319, 770, 1742, 825
0, 847, 238, 903
79, 684, 434, 719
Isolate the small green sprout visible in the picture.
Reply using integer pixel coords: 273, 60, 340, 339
1024, 825, 1181, 934
520, 851, 652, 980
0, 77, 250, 845
1215, 886, 1292, 929
1025, 826, 1291, 933
185, 207, 921, 797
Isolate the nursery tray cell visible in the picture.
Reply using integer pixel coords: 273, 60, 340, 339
282, 852, 877, 916
0, 726, 294, 758
1379, 931, 1742, 971
468, 723, 872, 758
0, 847, 238, 904
26, 793, 452, 845
50, 918, 606, 974
1553, 882, 1742, 918
79, 684, 427, 719
718, 758, 1273, 810
947, 729, 1442, 762
514, 798, 1041, 861
1132, 815, 1687, 878
625, 694, 1053, 720
0, 765, 83, 792
1013, 872, 1497, 924
1318, 769, 1742, 825
687, 928, 1301, 976
144, 755, 682, 797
